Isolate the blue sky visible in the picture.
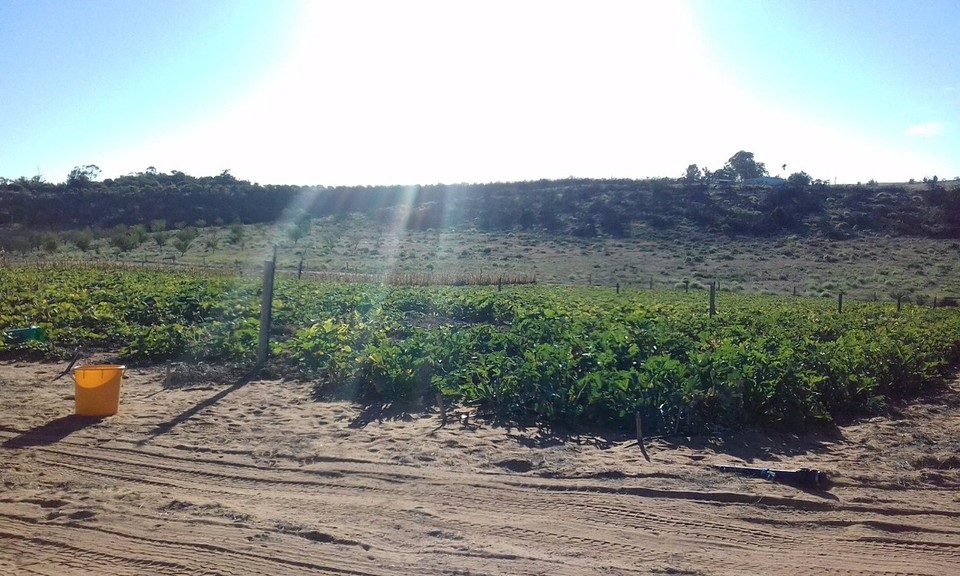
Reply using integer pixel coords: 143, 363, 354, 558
1, 0, 957, 186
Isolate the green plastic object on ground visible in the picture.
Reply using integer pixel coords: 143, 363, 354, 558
3, 325, 46, 343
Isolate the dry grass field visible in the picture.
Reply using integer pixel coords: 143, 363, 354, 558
17, 219, 960, 303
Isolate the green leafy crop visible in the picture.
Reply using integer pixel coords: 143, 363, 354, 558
3, 266, 959, 433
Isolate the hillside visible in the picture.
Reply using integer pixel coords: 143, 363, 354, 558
2, 170, 960, 241
3, 171, 960, 301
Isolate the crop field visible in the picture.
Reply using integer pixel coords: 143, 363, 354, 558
3, 265, 959, 433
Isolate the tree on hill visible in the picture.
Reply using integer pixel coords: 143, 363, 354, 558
683, 164, 703, 184
66, 164, 100, 189
725, 151, 767, 182
287, 211, 312, 245
788, 171, 812, 187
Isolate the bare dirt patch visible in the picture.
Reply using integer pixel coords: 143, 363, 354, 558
1, 359, 958, 575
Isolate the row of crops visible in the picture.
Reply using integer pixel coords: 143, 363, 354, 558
3, 265, 960, 432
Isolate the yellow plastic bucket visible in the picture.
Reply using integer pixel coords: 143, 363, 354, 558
72, 365, 126, 417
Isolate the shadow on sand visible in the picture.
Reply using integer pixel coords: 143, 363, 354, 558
2, 414, 105, 448
348, 402, 420, 429
137, 371, 256, 445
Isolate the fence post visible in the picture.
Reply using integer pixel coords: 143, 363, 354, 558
838, 292, 843, 314
635, 411, 650, 462
709, 281, 716, 317
257, 257, 276, 367
616, 281, 620, 294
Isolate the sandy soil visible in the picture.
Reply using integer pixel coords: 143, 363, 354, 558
1, 358, 958, 575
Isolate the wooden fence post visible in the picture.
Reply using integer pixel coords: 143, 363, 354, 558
709, 281, 716, 317
838, 292, 843, 314
635, 411, 651, 462
436, 391, 447, 427
257, 257, 277, 367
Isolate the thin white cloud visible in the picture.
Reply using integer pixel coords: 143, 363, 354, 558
904, 122, 945, 137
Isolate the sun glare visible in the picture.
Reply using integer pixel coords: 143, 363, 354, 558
99, 1, 732, 186
87, 0, 952, 187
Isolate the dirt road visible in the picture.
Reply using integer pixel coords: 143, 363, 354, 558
2, 360, 958, 575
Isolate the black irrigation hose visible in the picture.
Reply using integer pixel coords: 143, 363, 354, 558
714, 465, 828, 488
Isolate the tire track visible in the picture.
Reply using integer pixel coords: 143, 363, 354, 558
426, 479, 805, 549
4, 371, 960, 576
32, 449, 388, 500
0, 530, 224, 576
31, 439, 434, 495
838, 535, 960, 559
487, 474, 960, 519
413, 483, 957, 576
0, 512, 394, 576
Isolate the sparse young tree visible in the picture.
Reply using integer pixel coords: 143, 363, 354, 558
110, 233, 138, 253
287, 225, 307, 245
287, 211, 312, 245
109, 224, 129, 246
175, 226, 199, 243
889, 289, 910, 311
228, 221, 245, 247
72, 229, 94, 252
173, 226, 199, 255
347, 231, 363, 251
130, 224, 149, 245
205, 228, 219, 252
40, 232, 59, 254
172, 237, 192, 256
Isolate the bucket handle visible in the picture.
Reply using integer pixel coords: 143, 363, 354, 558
51, 348, 82, 383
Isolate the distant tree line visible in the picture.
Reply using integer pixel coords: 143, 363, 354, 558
2, 156, 960, 247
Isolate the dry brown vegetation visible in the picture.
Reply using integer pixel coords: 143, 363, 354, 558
10, 221, 960, 301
